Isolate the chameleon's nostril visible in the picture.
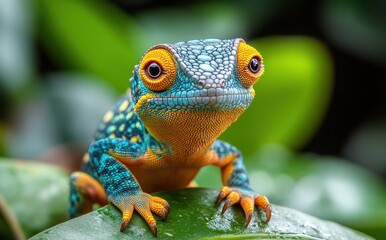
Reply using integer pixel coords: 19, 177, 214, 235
220, 80, 226, 88
198, 80, 205, 89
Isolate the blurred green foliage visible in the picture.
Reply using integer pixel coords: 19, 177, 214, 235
37, 0, 147, 92
0, 160, 68, 239
0, 0, 385, 239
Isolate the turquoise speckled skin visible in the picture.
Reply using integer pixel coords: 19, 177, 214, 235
69, 38, 271, 236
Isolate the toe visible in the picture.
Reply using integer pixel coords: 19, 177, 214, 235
150, 202, 169, 220
215, 186, 232, 205
120, 204, 134, 232
150, 196, 170, 214
221, 190, 241, 214
240, 196, 254, 226
255, 195, 271, 223
135, 204, 157, 236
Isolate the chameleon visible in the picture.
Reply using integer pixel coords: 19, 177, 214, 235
69, 38, 271, 236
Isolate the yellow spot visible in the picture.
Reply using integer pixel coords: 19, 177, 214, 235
135, 122, 140, 128
130, 136, 138, 142
187, 181, 198, 188
249, 88, 255, 97
119, 123, 125, 132
134, 93, 154, 113
127, 112, 133, 119
118, 100, 129, 112
82, 154, 89, 163
109, 134, 116, 138
103, 111, 114, 123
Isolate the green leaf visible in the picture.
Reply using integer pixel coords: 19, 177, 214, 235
220, 36, 333, 155
31, 188, 372, 239
37, 0, 147, 92
0, 160, 69, 238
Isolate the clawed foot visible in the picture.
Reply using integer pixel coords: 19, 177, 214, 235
215, 186, 271, 226
115, 192, 170, 236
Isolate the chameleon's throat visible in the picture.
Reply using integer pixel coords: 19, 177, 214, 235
138, 107, 247, 155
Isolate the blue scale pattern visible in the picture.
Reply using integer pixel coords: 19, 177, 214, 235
211, 140, 253, 191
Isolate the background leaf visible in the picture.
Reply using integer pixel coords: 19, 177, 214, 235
0, 160, 69, 238
37, 0, 148, 92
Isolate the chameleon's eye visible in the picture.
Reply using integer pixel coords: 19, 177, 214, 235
146, 62, 162, 80
248, 57, 260, 73
237, 42, 264, 88
140, 48, 177, 92
146, 62, 162, 79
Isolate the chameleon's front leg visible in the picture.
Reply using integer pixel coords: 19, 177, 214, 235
88, 138, 169, 235
211, 140, 271, 225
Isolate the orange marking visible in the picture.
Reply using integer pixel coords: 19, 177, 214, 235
74, 172, 108, 206
221, 164, 234, 186
186, 181, 198, 188
214, 153, 237, 168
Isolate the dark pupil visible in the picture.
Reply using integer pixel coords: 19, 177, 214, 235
249, 58, 260, 73
148, 63, 161, 78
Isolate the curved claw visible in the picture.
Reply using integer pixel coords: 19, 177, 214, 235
215, 186, 231, 206
240, 196, 254, 226
151, 196, 170, 217
135, 204, 158, 236
120, 205, 134, 232
221, 191, 241, 214
150, 202, 169, 220
120, 220, 129, 232
255, 195, 271, 223
150, 223, 157, 236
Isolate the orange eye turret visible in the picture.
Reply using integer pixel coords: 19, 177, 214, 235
139, 48, 177, 92
237, 42, 264, 88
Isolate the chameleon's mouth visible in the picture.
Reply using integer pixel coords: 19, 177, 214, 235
147, 88, 255, 111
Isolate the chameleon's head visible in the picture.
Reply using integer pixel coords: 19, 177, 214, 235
130, 39, 264, 149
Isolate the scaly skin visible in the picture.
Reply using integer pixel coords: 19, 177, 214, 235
69, 38, 271, 236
